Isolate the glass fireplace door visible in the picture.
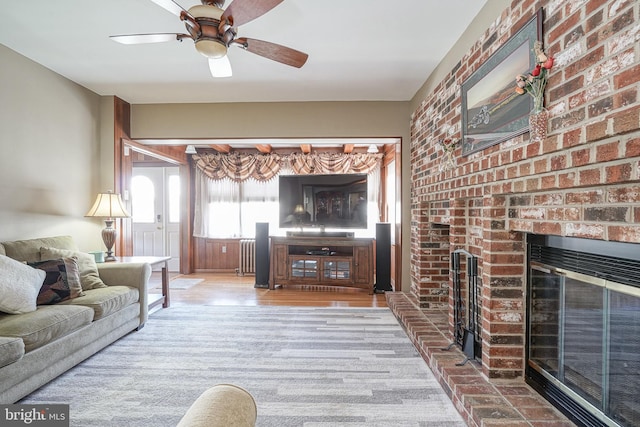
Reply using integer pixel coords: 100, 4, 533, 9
562, 276, 604, 410
607, 287, 640, 425
528, 264, 640, 427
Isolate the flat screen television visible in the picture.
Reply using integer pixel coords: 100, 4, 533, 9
279, 174, 368, 229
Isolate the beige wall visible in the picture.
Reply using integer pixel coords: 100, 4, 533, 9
410, 0, 512, 111
0, 44, 106, 251
131, 102, 409, 139
99, 96, 116, 191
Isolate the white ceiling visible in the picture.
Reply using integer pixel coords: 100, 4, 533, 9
0, 0, 487, 105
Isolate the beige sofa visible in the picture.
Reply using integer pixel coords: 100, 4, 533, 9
0, 235, 151, 404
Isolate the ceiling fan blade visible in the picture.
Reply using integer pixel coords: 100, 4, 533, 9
234, 37, 308, 68
149, 0, 187, 17
110, 33, 190, 44
221, 0, 284, 26
208, 56, 233, 78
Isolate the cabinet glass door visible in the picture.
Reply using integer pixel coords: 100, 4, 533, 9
291, 259, 318, 278
323, 260, 351, 280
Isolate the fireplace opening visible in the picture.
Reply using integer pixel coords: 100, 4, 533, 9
527, 235, 640, 427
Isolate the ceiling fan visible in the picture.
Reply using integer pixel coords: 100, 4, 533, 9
110, 0, 308, 77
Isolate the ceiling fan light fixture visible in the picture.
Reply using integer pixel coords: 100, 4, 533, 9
367, 144, 379, 153
112, 0, 308, 79
188, 5, 224, 20
195, 39, 228, 59
185, 145, 197, 154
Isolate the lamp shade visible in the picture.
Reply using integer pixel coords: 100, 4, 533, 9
85, 192, 130, 219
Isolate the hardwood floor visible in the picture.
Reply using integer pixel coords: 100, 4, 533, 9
149, 272, 388, 308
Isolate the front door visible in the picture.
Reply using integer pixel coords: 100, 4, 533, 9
131, 166, 180, 271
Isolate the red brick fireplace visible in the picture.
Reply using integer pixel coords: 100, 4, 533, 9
398, 1, 640, 426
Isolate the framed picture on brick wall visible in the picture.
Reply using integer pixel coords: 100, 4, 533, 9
461, 8, 543, 156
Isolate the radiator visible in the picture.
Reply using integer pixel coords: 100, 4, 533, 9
238, 239, 256, 276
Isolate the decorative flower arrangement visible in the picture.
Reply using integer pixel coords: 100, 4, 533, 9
515, 41, 554, 113
437, 138, 458, 172
438, 138, 459, 153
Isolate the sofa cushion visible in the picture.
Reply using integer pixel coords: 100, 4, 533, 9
40, 247, 107, 291
59, 286, 139, 321
0, 305, 93, 352
0, 254, 46, 314
29, 258, 85, 305
0, 336, 24, 368
1, 236, 77, 263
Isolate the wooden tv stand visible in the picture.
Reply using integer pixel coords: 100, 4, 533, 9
269, 235, 374, 293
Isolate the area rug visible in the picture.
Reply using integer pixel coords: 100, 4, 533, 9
20, 306, 465, 427
166, 278, 204, 289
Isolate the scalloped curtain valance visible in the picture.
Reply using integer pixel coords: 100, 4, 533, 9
193, 152, 383, 181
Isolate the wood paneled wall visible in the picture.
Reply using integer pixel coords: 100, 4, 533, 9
193, 237, 242, 272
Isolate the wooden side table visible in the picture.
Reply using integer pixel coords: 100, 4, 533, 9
117, 256, 172, 309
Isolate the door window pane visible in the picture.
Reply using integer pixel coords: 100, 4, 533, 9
131, 175, 155, 223
168, 174, 180, 223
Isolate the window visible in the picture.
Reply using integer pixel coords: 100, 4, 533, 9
239, 179, 279, 238
195, 174, 279, 238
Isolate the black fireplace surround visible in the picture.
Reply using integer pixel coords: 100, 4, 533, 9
527, 234, 640, 427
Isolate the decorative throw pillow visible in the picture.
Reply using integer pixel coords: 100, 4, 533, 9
40, 247, 107, 291
0, 254, 46, 314
28, 258, 84, 305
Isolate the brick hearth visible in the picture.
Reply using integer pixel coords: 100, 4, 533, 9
387, 292, 574, 427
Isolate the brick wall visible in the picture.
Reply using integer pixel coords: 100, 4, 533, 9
410, 0, 640, 379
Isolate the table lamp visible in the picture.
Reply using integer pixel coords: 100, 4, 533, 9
85, 191, 130, 262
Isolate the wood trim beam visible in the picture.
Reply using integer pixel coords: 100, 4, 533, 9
343, 144, 354, 154
300, 144, 311, 154
125, 139, 184, 164
210, 144, 231, 153
113, 97, 131, 257
255, 144, 272, 153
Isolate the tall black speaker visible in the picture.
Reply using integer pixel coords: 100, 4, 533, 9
255, 222, 270, 288
375, 223, 392, 292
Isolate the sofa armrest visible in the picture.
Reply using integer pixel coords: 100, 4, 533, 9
96, 262, 152, 326
177, 384, 257, 427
